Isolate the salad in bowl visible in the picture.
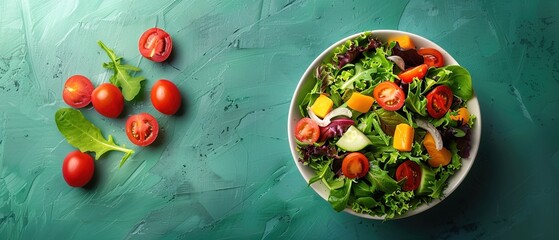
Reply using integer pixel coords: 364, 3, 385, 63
287, 30, 481, 219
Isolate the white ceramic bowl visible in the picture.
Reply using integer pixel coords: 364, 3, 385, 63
287, 30, 481, 219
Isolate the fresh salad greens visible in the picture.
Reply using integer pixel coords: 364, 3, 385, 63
295, 32, 476, 219
55, 108, 134, 167
98, 41, 145, 101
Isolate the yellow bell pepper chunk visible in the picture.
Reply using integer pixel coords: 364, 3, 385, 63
387, 35, 416, 50
310, 94, 334, 118
393, 123, 414, 152
346, 92, 375, 113
423, 132, 452, 167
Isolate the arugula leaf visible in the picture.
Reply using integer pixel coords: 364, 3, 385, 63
355, 197, 379, 208
365, 164, 399, 193
429, 173, 450, 199
55, 108, 135, 167
98, 41, 145, 101
308, 159, 332, 185
405, 80, 428, 117
328, 178, 353, 212
353, 181, 374, 197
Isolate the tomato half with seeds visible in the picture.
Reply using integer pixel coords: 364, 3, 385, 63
294, 118, 320, 145
91, 83, 124, 118
397, 64, 428, 84
395, 160, 421, 191
341, 152, 369, 179
125, 113, 159, 146
139, 28, 173, 62
426, 85, 453, 118
62, 150, 95, 187
418, 48, 445, 68
373, 81, 405, 111
63, 75, 94, 108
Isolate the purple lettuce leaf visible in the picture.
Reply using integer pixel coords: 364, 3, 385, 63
391, 42, 424, 69
319, 118, 355, 142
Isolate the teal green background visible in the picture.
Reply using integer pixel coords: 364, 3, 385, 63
1, 0, 558, 239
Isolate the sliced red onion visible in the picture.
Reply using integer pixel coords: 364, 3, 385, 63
387, 55, 405, 71
416, 119, 443, 150
308, 107, 352, 127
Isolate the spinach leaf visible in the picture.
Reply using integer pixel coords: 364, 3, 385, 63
55, 108, 135, 167
98, 41, 145, 101
328, 177, 353, 212
444, 65, 474, 100
426, 65, 473, 100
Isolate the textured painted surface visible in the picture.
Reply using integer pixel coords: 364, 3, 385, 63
1, 0, 558, 239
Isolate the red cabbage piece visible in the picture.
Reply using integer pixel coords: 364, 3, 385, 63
391, 42, 424, 68
319, 118, 355, 142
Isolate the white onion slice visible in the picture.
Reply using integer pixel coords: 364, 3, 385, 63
387, 55, 405, 71
307, 107, 352, 127
415, 119, 443, 150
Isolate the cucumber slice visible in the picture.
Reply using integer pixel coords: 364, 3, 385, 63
335, 126, 372, 151
415, 164, 436, 196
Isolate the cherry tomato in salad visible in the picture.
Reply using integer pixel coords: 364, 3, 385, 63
139, 28, 173, 62
151, 79, 182, 115
373, 81, 405, 111
62, 75, 94, 108
418, 48, 445, 68
62, 150, 95, 187
395, 160, 421, 191
397, 64, 428, 84
341, 152, 370, 179
91, 83, 124, 118
294, 118, 320, 144
125, 113, 159, 146
426, 85, 453, 119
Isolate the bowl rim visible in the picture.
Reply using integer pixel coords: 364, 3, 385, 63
287, 29, 482, 220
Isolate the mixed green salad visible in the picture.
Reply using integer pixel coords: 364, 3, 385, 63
294, 32, 476, 219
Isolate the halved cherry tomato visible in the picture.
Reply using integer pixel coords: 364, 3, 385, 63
139, 28, 173, 62
373, 81, 405, 111
151, 79, 182, 115
426, 85, 453, 118
418, 48, 445, 68
91, 83, 124, 118
62, 150, 95, 187
125, 113, 159, 146
62, 75, 94, 108
341, 152, 369, 179
395, 160, 421, 191
397, 64, 428, 84
295, 118, 320, 144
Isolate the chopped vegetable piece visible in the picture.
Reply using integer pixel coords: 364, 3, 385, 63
393, 123, 414, 152
295, 118, 320, 145
418, 48, 445, 68
308, 107, 352, 127
387, 35, 415, 50
450, 107, 470, 126
311, 94, 334, 118
395, 160, 421, 191
423, 132, 452, 167
398, 64, 428, 84
341, 152, 370, 179
336, 126, 372, 151
346, 92, 375, 113
373, 82, 405, 111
